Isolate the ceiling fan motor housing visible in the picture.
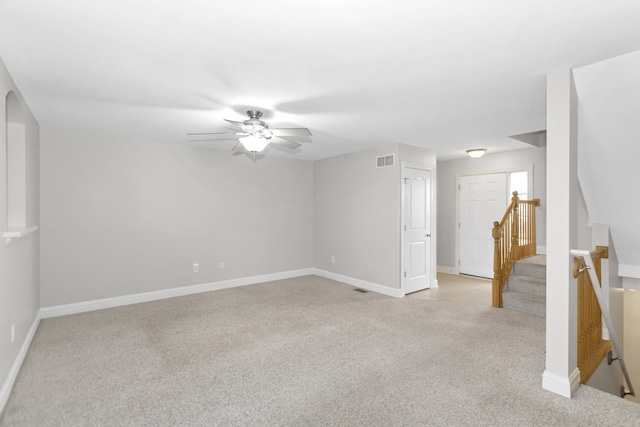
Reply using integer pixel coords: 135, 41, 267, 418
244, 110, 268, 131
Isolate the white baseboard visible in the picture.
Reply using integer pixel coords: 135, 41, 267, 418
542, 368, 581, 398
537, 246, 547, 255
0, 311, 41, 416
437, 266, 457, 275
40, 268, 315, 319
311, 269, 404, 298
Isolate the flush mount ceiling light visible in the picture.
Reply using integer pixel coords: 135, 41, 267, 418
466, 148, 487, 158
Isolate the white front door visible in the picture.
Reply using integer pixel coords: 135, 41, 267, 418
403, 167, 432, 294
459, 173, 507, 278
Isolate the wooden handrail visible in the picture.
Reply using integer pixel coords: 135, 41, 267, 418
492, 191, 541, 307
573, 248, 611, 384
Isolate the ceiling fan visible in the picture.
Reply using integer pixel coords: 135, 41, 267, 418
188, 110, 312, 156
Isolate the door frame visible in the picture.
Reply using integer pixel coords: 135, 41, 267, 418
401, 162, 437, 293
454, 165, 533, 275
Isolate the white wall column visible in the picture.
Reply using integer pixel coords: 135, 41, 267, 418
542, 68, 580, 397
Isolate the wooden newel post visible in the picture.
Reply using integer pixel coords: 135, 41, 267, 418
492, 221, 502, 307
511, 191, 520, 259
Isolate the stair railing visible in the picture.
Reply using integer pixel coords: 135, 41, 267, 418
492, 191, 540, 307
572, 248, 635, 398
573, 247, 611, 385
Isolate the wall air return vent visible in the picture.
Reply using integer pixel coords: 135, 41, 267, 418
376, 154, 394, 168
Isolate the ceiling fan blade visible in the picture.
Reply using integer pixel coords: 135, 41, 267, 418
270, 127, 312, 137
270, 136, 302, 150
231, 141, 242, 151
187, 131, 243, 136
224, 119, 244, 126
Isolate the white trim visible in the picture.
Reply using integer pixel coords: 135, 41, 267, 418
437, 265, 457, 275
4, 225, 38, 244
619, 264, 640, 280
40, 268, 315, 319
312, 268, 404, 298
0, 311, 41, 415
536, 246, 547, 255
542, 368, 581, 398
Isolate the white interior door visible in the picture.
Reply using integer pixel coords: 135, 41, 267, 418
459, 173, 507, 278
403, 167, 432, 294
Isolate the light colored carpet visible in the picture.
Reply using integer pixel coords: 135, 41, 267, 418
2, 274, 640, 426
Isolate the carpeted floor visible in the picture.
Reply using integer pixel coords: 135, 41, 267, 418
2, 274, 640, 426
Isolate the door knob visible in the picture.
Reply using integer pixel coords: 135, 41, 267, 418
425, 233, 431, 237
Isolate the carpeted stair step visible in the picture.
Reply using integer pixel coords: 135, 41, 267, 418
502, 290, 546, 317
512, 255, 546, 279
502, 255, 546, 317
507, 274, 546, 297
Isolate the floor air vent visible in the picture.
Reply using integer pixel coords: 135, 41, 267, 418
376, 155, 394, 168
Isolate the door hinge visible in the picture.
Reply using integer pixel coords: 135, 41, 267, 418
404, 225, 406, 231
404, 271, 407, 277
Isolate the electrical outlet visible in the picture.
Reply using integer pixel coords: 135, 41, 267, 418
193, 263, 199, 273
219, 262, 225, 270
331, 256, 335, 263
11, 324, 15, 343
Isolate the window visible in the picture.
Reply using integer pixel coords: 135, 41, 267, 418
509, 171, 528, 201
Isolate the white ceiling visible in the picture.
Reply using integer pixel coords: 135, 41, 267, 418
1, 0, 640, 161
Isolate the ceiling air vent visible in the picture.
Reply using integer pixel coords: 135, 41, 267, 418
376, 154, 394, 168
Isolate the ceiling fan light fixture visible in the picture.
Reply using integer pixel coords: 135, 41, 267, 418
188, 110, 312, 158
466, 148, 487, 158
239, 134, 269, 152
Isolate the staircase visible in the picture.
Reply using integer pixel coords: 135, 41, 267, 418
502, 255, 546, 317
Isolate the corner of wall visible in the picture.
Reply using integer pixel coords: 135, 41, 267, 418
0, 57, 41, 417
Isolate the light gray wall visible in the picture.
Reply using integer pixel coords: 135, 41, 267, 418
314, 143, 435, 290
436, 146, 546, 270
40, 128, 314, 306
314, 144, 400, 288
575, 183, 591, 251
0, 58, 40, 404
573, 50, 640, 270
398, 144, 438, 166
